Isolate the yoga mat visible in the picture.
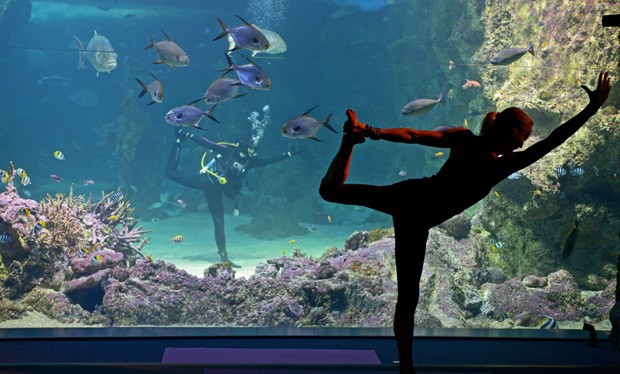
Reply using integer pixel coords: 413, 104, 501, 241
162, 347, 381, 364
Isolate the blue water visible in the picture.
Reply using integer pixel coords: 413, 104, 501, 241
1, 0, 413, 200
1, 0, 407, 268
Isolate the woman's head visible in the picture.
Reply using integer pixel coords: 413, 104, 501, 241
480, 107, 533, 154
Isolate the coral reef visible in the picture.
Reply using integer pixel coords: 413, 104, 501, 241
0, 164, 149, 322
2, 190, 612, 329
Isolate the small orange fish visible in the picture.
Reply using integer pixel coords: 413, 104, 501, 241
434, 151, 444, 157
327, 215, 332, 223
462, 79, 481, 89
146, 254, 154, 262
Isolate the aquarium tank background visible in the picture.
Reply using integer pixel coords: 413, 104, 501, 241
0, 0, 619, 331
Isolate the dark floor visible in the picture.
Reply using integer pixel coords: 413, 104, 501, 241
0, 327, 619, 373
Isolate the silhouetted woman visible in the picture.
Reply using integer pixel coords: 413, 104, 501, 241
319, 72, 611, 373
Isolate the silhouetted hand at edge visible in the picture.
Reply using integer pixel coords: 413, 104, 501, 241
581, 72, 612, 111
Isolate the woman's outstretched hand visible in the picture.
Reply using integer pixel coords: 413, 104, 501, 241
582, 72, 612, 111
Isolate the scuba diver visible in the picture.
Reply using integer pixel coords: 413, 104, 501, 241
166, 128, 299, 267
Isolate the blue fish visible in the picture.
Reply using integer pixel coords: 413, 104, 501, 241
0, 233, 12, 244
201, 77, 246, 105
571, 167, 585, 176
213, 16, 269, 52
108, 190, 123, 203
165, 104, 219, 130
221, 54, 271, 91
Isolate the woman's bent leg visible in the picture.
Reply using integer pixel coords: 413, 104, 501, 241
320, 135, 394, 213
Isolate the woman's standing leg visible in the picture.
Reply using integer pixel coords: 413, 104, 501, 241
392, 215, 428, 374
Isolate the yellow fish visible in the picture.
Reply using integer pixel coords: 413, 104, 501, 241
434, 151, 444, 157
463, 119, 468, 128
171, 235, 185, 243
21, 175, 31, 186
53, 150, 65, 160
146, 254, 154, 262
15, 168, 26, 177
493, 190, 500, 198
34, 220, 46, 232
327, 215, 332, 223
108, 215, 119, 222
281, 249, 286, 255
1, 170, 8, 183
289, 239, 295, 245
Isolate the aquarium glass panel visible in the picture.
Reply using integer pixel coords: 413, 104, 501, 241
0, 0, 619, 332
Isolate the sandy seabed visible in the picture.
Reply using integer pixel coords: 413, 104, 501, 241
140, 211, 380, 279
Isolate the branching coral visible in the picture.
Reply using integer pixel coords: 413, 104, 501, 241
35, 187, 149, 263
83, 189, 150, 264
38, 187, 89, 256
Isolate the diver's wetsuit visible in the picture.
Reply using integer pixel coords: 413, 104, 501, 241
166, 132, 291, 263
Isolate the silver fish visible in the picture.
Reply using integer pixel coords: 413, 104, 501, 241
144, 30, 189, 67
214, 16, 269, 52
202, 77, 246, 104
281, 105, 337, 141
165, 104, 219, 130
490, 42, 535, 65
222, 55, 271, 90
401, 93, 445, 116
135, 73, 163, 105
73, 30, 117, 76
